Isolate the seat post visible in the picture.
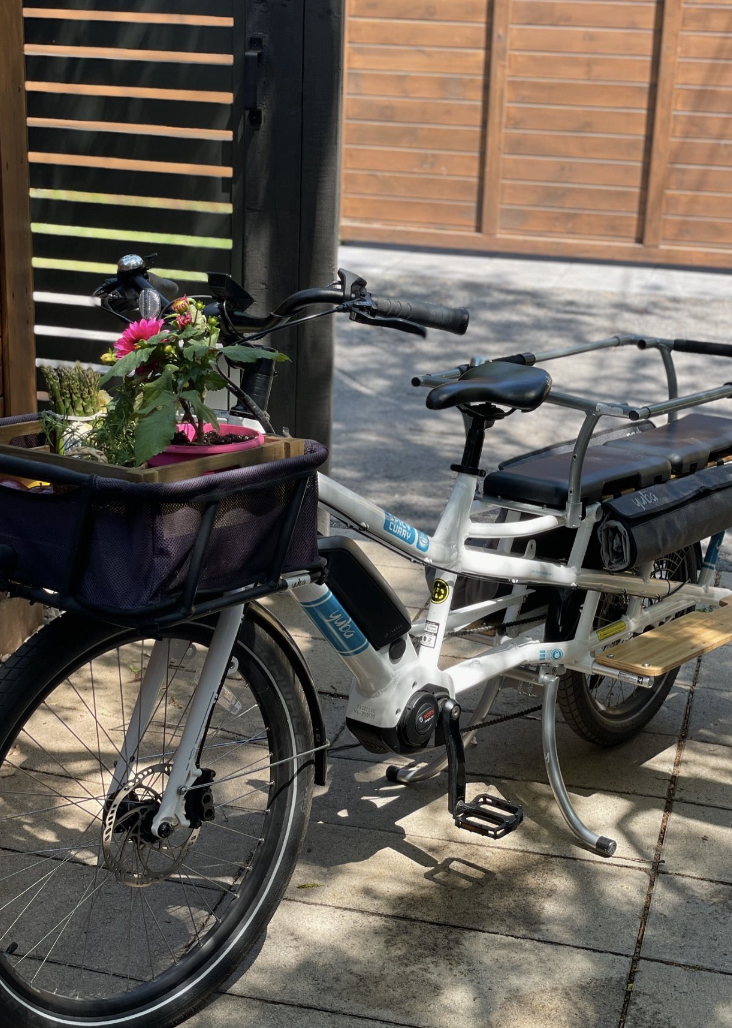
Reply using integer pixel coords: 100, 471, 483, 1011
451, 405, 498, 477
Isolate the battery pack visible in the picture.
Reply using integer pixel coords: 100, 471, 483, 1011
318, 536, 412, 650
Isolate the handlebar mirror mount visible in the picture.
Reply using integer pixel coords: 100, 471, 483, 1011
338, 268, 368, 299
207, 271, 255, 311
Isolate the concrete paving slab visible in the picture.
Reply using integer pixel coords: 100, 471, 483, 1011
463, 719, 676, 798
688, 685, 732, 748
290, 820, 648, 954
231, 900, 630, 1028
314, 755, 665, 867
624, 960, 732, 1028
319, 691, 350, 746
642, 873, 732, 973
693, 641, 732, 693
661, 800, 732, 883
190, 993, 385, 1028
554, 262, 658, 295
322, 691, 677, 794
676, 739, 732, 809
286, 634, 356, 697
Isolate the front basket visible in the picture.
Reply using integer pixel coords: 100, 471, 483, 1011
0, 416, 328, 627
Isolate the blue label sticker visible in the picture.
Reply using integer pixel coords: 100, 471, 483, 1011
299, 590, 369, 657
540, 648, 564, 662
384, 512, 429, 552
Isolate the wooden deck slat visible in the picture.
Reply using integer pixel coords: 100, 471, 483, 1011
598, 603, 732, 678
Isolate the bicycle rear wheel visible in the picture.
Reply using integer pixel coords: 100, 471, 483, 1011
554, 546, 699, 745
0, 611, 313, 1028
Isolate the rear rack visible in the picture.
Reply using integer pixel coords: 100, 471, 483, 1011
492, 333, 732, 528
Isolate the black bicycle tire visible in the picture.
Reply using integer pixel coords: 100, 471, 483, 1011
0, 611, 314, 1028
556, 546, 699, 746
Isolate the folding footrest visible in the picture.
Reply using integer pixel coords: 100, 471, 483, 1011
598, 601, 732, 677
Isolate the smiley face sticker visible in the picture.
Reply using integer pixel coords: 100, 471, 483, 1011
431, 579, 449, 604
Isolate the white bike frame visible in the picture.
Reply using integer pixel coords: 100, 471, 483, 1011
114, 332, 732, 857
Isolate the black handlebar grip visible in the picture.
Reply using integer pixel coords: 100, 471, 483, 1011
372, 296, 469, 335
494, 352, 536, 366
673, 339, 732, 358
147, 272, 180, 301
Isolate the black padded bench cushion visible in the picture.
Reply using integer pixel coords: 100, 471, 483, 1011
484, 446, 672, 508
608, 413, 732, 474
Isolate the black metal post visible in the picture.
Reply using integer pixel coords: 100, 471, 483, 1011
234, 0, 344, 451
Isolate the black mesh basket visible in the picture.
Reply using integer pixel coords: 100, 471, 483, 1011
0, 418, 327, 627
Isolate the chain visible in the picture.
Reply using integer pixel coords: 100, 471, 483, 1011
443, 614, 546, 734
444, 613, 544, 641
461, 703, 543, 736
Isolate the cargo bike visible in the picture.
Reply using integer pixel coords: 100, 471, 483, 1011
0, 254, 729, 1027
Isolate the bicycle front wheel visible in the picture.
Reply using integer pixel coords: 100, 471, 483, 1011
0, 611, 314, 1028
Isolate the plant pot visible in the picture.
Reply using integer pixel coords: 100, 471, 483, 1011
147, 423, 264, 468
44, 412, 100, 455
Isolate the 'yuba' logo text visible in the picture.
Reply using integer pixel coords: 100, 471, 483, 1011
632, 492, 658, 510
326, 610, 355, 640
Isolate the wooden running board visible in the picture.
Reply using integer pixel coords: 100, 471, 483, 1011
598, 601, 732, 678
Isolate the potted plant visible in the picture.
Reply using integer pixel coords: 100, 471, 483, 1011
94, 296, 287, 468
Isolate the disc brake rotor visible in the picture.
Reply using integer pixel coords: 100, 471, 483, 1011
102, 762, 200, 887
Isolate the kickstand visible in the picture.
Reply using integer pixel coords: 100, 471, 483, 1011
540, 672, 617, 857
440, 698, 523, 840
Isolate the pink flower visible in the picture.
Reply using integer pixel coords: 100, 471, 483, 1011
176, 312, 193, 329
114, 318, 165, 359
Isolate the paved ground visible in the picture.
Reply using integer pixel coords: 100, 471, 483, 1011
191, 248, 732, 1027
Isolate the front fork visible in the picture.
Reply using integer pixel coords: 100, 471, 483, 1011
107, 603, 246, 838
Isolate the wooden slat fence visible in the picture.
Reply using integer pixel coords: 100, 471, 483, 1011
22, 0, 236, 376
341, 0, 732, 268
1, 0, 36, 415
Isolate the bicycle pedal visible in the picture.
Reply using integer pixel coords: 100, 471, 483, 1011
453, 794, 523, 839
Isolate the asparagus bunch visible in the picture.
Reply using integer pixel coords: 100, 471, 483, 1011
41, 365, 101, 417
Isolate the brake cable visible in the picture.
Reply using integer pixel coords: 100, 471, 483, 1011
225, 303, 347, 345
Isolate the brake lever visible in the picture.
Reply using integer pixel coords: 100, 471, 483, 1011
93, 277, 120, 299
350, 311, 427, 338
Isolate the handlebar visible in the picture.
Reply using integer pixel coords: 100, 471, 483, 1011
671, 339, 732, 358
369, 296, 469, 336
94, 254, 471, 342
146, 272, 179, 301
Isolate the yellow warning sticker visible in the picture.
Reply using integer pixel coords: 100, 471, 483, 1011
431, 579, 449, 604
597, 620, 627, 642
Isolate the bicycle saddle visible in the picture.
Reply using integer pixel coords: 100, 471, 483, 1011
426, 361, 552, 412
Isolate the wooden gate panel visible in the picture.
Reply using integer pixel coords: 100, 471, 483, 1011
342, 0, 491, 234
339, 0, 732, 267
659, 0, 732, 256
497, 1, 658, 246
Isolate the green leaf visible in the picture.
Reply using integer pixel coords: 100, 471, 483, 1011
134, 402, 179, 465
100, 347, 156, 385
204, 371, 227, 392
137, 365, 177, 413
137, 387, 176, 418
139, 331, 168, 347
182, 342, 214, 360
222, 345, 289, 364
180, 390, 220, 433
